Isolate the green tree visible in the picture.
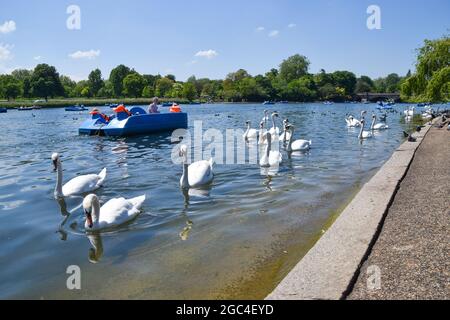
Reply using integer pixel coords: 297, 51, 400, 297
11, 69, 32, 98
314, 69, 334, 87
30, 64, 64, 100
88, 69, 104, 97
238, 77, 266, 101
0, 75, 21, 100
355, 75, 374, 93
182, 82, 197, 101
401, 35, 449, 101
169, 82, 184, 98
426, 66, 450, 101
109, 64, 131, 97
142, 85, 155, 98
80, 87, 91, 98
123, 73, 145, 98
60, 75, 76, 98
279, 54, 310, 82
286, 76, 317, 101
155, 77, 174, 97
165, 74, 176, 82
385, 73, 401, 92
97, 80, 113, 98
143, 74, 161, 89
331, 71, 357, 95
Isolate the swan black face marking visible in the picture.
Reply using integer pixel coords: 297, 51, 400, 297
84, 209, 93, 228
52, 159, 57, 171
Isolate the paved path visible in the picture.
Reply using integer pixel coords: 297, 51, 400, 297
348, 124, 450, 300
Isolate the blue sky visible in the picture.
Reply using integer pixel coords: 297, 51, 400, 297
0, 0, 448, 81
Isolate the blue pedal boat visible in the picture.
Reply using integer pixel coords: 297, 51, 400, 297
79, 106, 188, 136
0, 107, 7, 113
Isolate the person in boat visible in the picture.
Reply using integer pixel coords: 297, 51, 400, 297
148, 97, 160, 114
90, 108, 110, 123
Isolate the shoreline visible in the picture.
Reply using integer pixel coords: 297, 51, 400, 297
0, 100, 430, 110
266, 119, 436, 300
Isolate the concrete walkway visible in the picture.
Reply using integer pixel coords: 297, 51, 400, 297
348, 124, 450, 300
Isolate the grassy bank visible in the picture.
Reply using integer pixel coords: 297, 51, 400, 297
0, 98, 198, 109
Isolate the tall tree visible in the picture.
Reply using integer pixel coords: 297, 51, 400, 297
88, 69, 104, 97
279, 54, 310, 82
109, 65, 131, 97
182, 82, 197, 101
30, 64, 64, 101
331, 71, 357, 95
155, 77, 174, 97
123, 73, 145, 98
0, 75, 21, 100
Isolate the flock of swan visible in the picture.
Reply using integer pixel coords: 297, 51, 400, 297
344, 110, 389, 140
51, 105, 412, 233
243, 111, 312, 168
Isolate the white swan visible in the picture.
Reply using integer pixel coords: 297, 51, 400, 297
259, 121, 268, 145
243, 120, 258, 141
82, 193, 145, 231
179, 145, 214, 188
371, 114, 389, 130
268, 112, 280, 138
358, 119, 373, 139
260, 132, 282, 167
345, 115, 361, 127
279, 119, 292, 143
52, 153, 107, 198
285, 125, 312, 151
262, 110, 270, 127
404, 106, 415, 116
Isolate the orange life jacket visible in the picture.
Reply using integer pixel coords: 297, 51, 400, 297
170, 104, 181, 113
114, 104, 132, 116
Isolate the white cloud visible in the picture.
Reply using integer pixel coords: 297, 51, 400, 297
268, 30, 279, 37
68, 49, 100, 60
288, 23, 297, 28
0, 21, 16, 34
195, 49, 218, 59
256, 26, 265, 32
0, 43, 13, 60
34, 56, 42, 61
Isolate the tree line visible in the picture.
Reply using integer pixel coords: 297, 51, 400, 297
1, 35, 447, 103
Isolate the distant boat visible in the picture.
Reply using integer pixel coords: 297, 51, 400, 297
18, 106, 34, 111
65, 105, 87, 112
109, 103, 119, 108
263, 101, 275, 105
323, 101, 333, 105
32, 105, 41, 109
278, 101, 289, 104
189, 102, 201, 105
0, 107, 7, 113
161, 102, 173, 107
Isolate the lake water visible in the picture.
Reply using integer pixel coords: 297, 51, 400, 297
0, 103, 426, 299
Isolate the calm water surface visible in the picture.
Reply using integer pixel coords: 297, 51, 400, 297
0, 103, 426, 299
